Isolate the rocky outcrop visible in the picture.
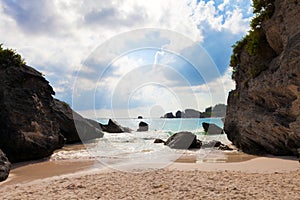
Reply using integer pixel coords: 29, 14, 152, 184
137, 121, 148, 132
154, 137, 232, 151
175, 110, 183, 118
184, 109, 201, 118
0, 47, 104, 164
163, 112, 175, 118
162, 104, 227, 118
164, 132, 202, 149
0, 149, 10, 182
154, 139, 166, 144
224, 0, 300, 156
201, 140, 222, 148
0, 62, 65, 162
52, 99, 103, 143
202, 123, 224, 135
201, 140, 233, 150
100, 119, 131, 133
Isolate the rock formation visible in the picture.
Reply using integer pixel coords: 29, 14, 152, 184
137, 121, 149, 132
0, 60, 65, 162
153, 139, 166, 144
162, 105, 226, 118
164, 132, 202, 149
201, 140, 233, 151
154, 136, 232, 151
52, 99, 103, 143
202, 122, 224, 135
99, 119, 131, 133
163, 112, 175, 118
184, 109, 201, 118
175, 110, 183, 118
0, 46, 104, 167
224, 0, 300, 156
0, 150, 10, 182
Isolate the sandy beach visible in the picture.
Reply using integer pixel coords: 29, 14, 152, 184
1, 153, 299, 200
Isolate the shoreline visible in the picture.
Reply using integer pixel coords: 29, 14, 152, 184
1, 151, 299, 187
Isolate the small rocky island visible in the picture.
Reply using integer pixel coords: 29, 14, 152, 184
162, 104, 226, 118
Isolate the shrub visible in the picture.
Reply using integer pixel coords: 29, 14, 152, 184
229, 0, 275, 80
0, 44, 26, 67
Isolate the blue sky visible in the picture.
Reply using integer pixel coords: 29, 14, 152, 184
0, 0, 253, 118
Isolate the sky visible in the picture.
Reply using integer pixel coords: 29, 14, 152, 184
0, 0, 253, 118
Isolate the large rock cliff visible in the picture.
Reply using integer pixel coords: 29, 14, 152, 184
0, 46, 103, 165
0, 60, 65, 162
224, 0, 300, 155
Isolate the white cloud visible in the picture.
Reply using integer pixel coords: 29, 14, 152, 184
218, 0, 230, 12
192, 67, 235, 107
0, 0, 251, 116
78, 67, 235, 119
222, 8, 251, 34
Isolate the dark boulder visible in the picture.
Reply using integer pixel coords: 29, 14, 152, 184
52, 99, 104, 143
137, 121, 149, 132
0, 62, 65, 162
175, 110, 183, 118
201, 140, 222, 148
165, 132, 202, 149
138, 116, 143, 119
164, 112, 175, 118
154, 139, 166, 144
0, 149, 11, 182
201, 140, 233, 150
100, 119, 131, 133
202, 122, 224, 135
184, 109, 201, 118
217, 144, 233, 151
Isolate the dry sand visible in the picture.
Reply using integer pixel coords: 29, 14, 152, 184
0, 154, 300, 200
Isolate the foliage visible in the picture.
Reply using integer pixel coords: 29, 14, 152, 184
233, 91, 239, 97
230, 0, 275, 80
0, 44, 26, 67
251, 0, 275, 29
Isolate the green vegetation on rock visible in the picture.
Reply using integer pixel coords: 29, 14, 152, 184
0, 44, 26, 67
230, 0, 275, 80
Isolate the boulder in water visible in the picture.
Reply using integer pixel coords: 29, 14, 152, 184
137, 121, 149, 132
165, 132, 202, 149
154, 139, 166, 144
202, 122, 224, 135
163, 112, 175, 118
175, 110, 183, 118
100, 119, 131, 133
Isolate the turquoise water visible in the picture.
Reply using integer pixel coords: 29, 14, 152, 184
97, 118, 224, 133
51, 118, 231, 171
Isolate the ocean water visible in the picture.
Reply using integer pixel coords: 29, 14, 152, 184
51, 118, 232, 170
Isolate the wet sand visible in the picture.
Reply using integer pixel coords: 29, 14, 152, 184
1, 160, 97, 186
1, 151, 258, 186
